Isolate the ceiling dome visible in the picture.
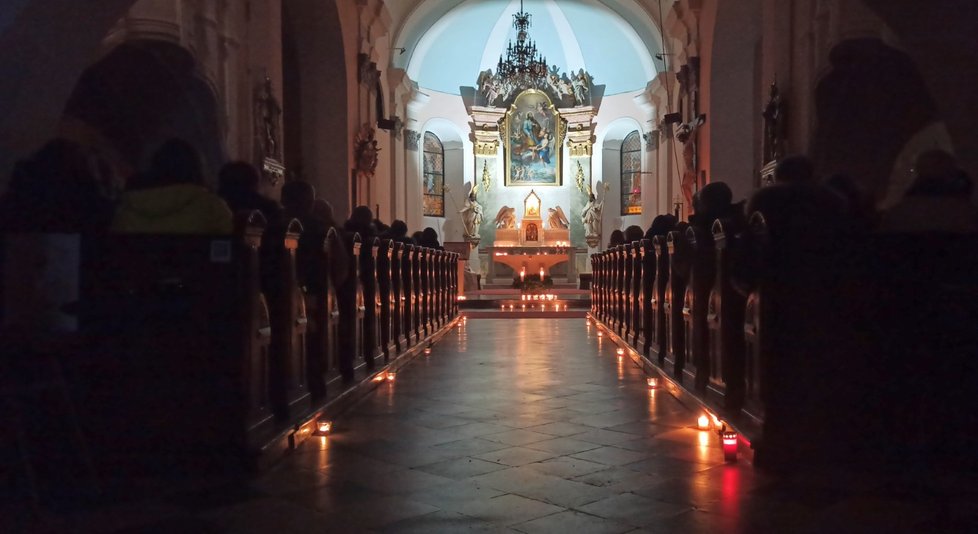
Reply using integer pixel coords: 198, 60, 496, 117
404, 0, 658, 96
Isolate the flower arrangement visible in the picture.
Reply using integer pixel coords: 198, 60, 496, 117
513, 274, 554, 293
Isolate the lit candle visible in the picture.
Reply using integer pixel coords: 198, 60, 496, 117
722, 431, 738, 462
539, 267, 545, 280
697, 415, 711, 430
316, 420, 332, 434
386, 371, 397, 381
647, 377, 659, 388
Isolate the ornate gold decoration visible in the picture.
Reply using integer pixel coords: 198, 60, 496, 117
574, 160, 588, 194
475, 140, 498, 156
479, 160, 492, 192
569, 141, 592, 158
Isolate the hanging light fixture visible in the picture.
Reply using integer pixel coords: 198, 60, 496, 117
496, 0, 549, 89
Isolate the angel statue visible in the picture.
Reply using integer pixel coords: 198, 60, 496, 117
547, 206, 570, 229
459, 187, 484, 242
582, 187, 605, 242
494, 206, 517, 229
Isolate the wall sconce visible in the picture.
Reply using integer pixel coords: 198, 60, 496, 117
722, 431, 738, 462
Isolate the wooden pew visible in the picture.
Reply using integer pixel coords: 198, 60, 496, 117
648, 236, 669, 361
268, 219, 311, 420
376, 239, 396, 359
390, 241, 405, 353
630, 241, 644, 347
639, 239, 655, 354
323, 229, 343, 382
621, 244, 634, 339
740, 213, 768, 426
402, 244, 417, 345
683, 224, 715, 392
705, 218, 747, 412
75, 212, 275, 464
665, 230, 689, 379
360, 235, 380, 367
336, 234, 365, 382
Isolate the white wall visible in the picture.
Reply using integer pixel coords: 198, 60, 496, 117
594, 93, 656, 242
410, 90, 474, 243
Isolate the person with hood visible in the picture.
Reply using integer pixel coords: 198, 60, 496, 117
112, 139, 232, 234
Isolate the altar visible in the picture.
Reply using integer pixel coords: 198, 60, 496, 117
486, 190, 576, 283
485, 246, 577, 284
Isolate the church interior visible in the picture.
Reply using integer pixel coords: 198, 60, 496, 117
2, 0, 978, 531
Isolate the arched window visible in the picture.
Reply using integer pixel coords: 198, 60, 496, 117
621, 130, 642, 215
423, 132, 445, 217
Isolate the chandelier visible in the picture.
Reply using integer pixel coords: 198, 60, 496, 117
496, 0, 549, 86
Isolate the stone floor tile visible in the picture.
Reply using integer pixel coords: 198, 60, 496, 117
525, 421, 590, 437
474, 446, 557, 467
376, 510, 514, 533
525, 456, 609, 479
416, 457, 511, 480
576, 492, 694, 527
482, 428, 556, 447
453, 493, 566, 526
408, 480, 508, 513
512, 510, 634, 534
523, 437, 603, 456
570, 445, 650, 467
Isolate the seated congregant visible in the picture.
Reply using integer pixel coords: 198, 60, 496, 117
419, 227, 443, 250
623, 225, 644, 244
112, 138, 232, 234
0, 138, 114, 233
607, 229, 625, 248
217, 161, 283, 225
689, 181, 745, 233
645, 214, 678, 240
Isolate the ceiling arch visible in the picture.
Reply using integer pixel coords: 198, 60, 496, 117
394, 0, 663, 96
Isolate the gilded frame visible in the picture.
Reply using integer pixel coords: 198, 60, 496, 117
503, 90, 564, 187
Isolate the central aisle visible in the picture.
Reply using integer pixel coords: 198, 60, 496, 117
246, 318, 771, 532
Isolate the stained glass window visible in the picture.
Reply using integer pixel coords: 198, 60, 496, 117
621, 131, 642, 215
423, 132, 445, 217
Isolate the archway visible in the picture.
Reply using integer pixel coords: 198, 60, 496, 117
282, 0, 350, 216
598, 116, 646, 237
417, 117, 466, 244
812, 38, 938, 204
0, 0, 140, 183
60, 40, 224, 186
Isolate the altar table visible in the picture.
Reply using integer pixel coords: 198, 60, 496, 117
484, 246, 577, 284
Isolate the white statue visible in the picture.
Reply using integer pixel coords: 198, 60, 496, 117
547, 206, 570, 229
582, 189, 604, 238
493, 206, 517, 229
459, 188, 484, 241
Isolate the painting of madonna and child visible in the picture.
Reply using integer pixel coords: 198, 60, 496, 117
505, 90, 564, 187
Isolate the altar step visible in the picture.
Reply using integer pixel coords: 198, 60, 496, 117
459, 288, 590, 318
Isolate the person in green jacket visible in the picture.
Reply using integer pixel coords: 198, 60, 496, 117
112, 138, 232, 234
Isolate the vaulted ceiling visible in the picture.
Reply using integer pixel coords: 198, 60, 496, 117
391, 0, 665, 96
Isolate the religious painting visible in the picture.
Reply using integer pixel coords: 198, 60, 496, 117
504, 90, 563, 187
